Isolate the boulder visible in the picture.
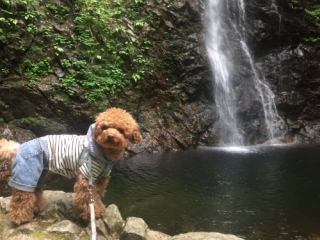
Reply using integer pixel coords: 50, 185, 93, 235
121, 217, 148, 240
104, 204, 125, 238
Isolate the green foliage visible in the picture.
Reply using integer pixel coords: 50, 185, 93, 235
60, 74, 76, 95
304, 8, 320, 41
21, 116, 42, 124
61, 59, 72, 68
41, 26, 52, 37
21, 9, 43, 20
134, 19, 144, 27
71, 0, 153, 102
54, 33, 73, 48
1, 68, 9, 75
23, 58, 53, 86
0, 9, 18, 26
303, 37, 320, 42
78, 65, 128, 102
1, 0, 161, 103
45, 3, 69, 23
1, 0, 38, 11
46, 3, 69, 17
132, 73, 141, 82
26, 23, 37, 33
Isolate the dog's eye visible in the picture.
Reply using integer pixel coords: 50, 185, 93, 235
118, 129, 124, 134
101, 125, 109, 131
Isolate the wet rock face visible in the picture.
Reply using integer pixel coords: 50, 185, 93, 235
135, 0, 219, 152
258, 44, 320, 143
249, 0, 320, 143
221, 0, 320, 144
245, 0, 318, 56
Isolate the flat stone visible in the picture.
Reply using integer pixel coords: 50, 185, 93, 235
45, 219, 82, 237
171, 232, 243, 240
17, 222, 41, 233
7, 234, 37, 240
147, 229, 172, 240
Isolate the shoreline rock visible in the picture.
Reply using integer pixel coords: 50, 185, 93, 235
0, 190, 243, 240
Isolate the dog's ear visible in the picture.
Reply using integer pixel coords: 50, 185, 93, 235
130, 129, 142, 144
93, 124, 102, 140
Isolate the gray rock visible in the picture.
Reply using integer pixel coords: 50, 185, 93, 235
120, 217, 148, 240
2, 222, 16, 240
104, 204, 125, 238
55, 197, 79, 221
7, 234, 37, 240
0, 191, 244, 240
0, 196, 10, 213
37, 191, 78, 221
45, 220, 82, 239
146, 229, 172, 240
171, 232, 243, 240
17, 222, 41, 233
96, 218, 109, 237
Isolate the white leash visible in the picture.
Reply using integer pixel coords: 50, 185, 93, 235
80, 147, 113, 240
88, 186, 96, 240
88, 155, 97, 240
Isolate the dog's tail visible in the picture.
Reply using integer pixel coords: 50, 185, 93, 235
0, 138, 19, 163
0, 138, 19, 183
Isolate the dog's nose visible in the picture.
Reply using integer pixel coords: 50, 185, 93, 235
107, 135, 114, 141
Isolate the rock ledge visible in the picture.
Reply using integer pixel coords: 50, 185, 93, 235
0, 191, 243, 240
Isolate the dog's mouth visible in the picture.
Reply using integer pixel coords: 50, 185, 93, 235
102, 134, 126, 149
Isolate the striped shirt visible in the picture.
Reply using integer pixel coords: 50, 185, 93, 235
45, 135, 111, 182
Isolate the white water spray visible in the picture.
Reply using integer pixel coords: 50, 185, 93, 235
204, 0, 287, 146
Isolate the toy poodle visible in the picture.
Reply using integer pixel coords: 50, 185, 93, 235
0, 108, 142, 225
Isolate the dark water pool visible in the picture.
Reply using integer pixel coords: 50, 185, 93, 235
47, 144, 320, 239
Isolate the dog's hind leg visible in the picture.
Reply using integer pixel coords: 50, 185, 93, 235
8, 189, 36, 225
35, 188, 48, 212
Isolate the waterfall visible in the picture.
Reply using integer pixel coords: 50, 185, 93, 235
204, 0, 287, 146
271, 0, 282, 46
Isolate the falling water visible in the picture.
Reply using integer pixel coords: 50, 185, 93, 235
271, 0, 282, 45
204, 0, 287, 146
204, 0, 243, 145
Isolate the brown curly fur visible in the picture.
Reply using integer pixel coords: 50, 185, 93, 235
0, 108, 142, 225
74, 174, 110, 219
94, 108, 142, 160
